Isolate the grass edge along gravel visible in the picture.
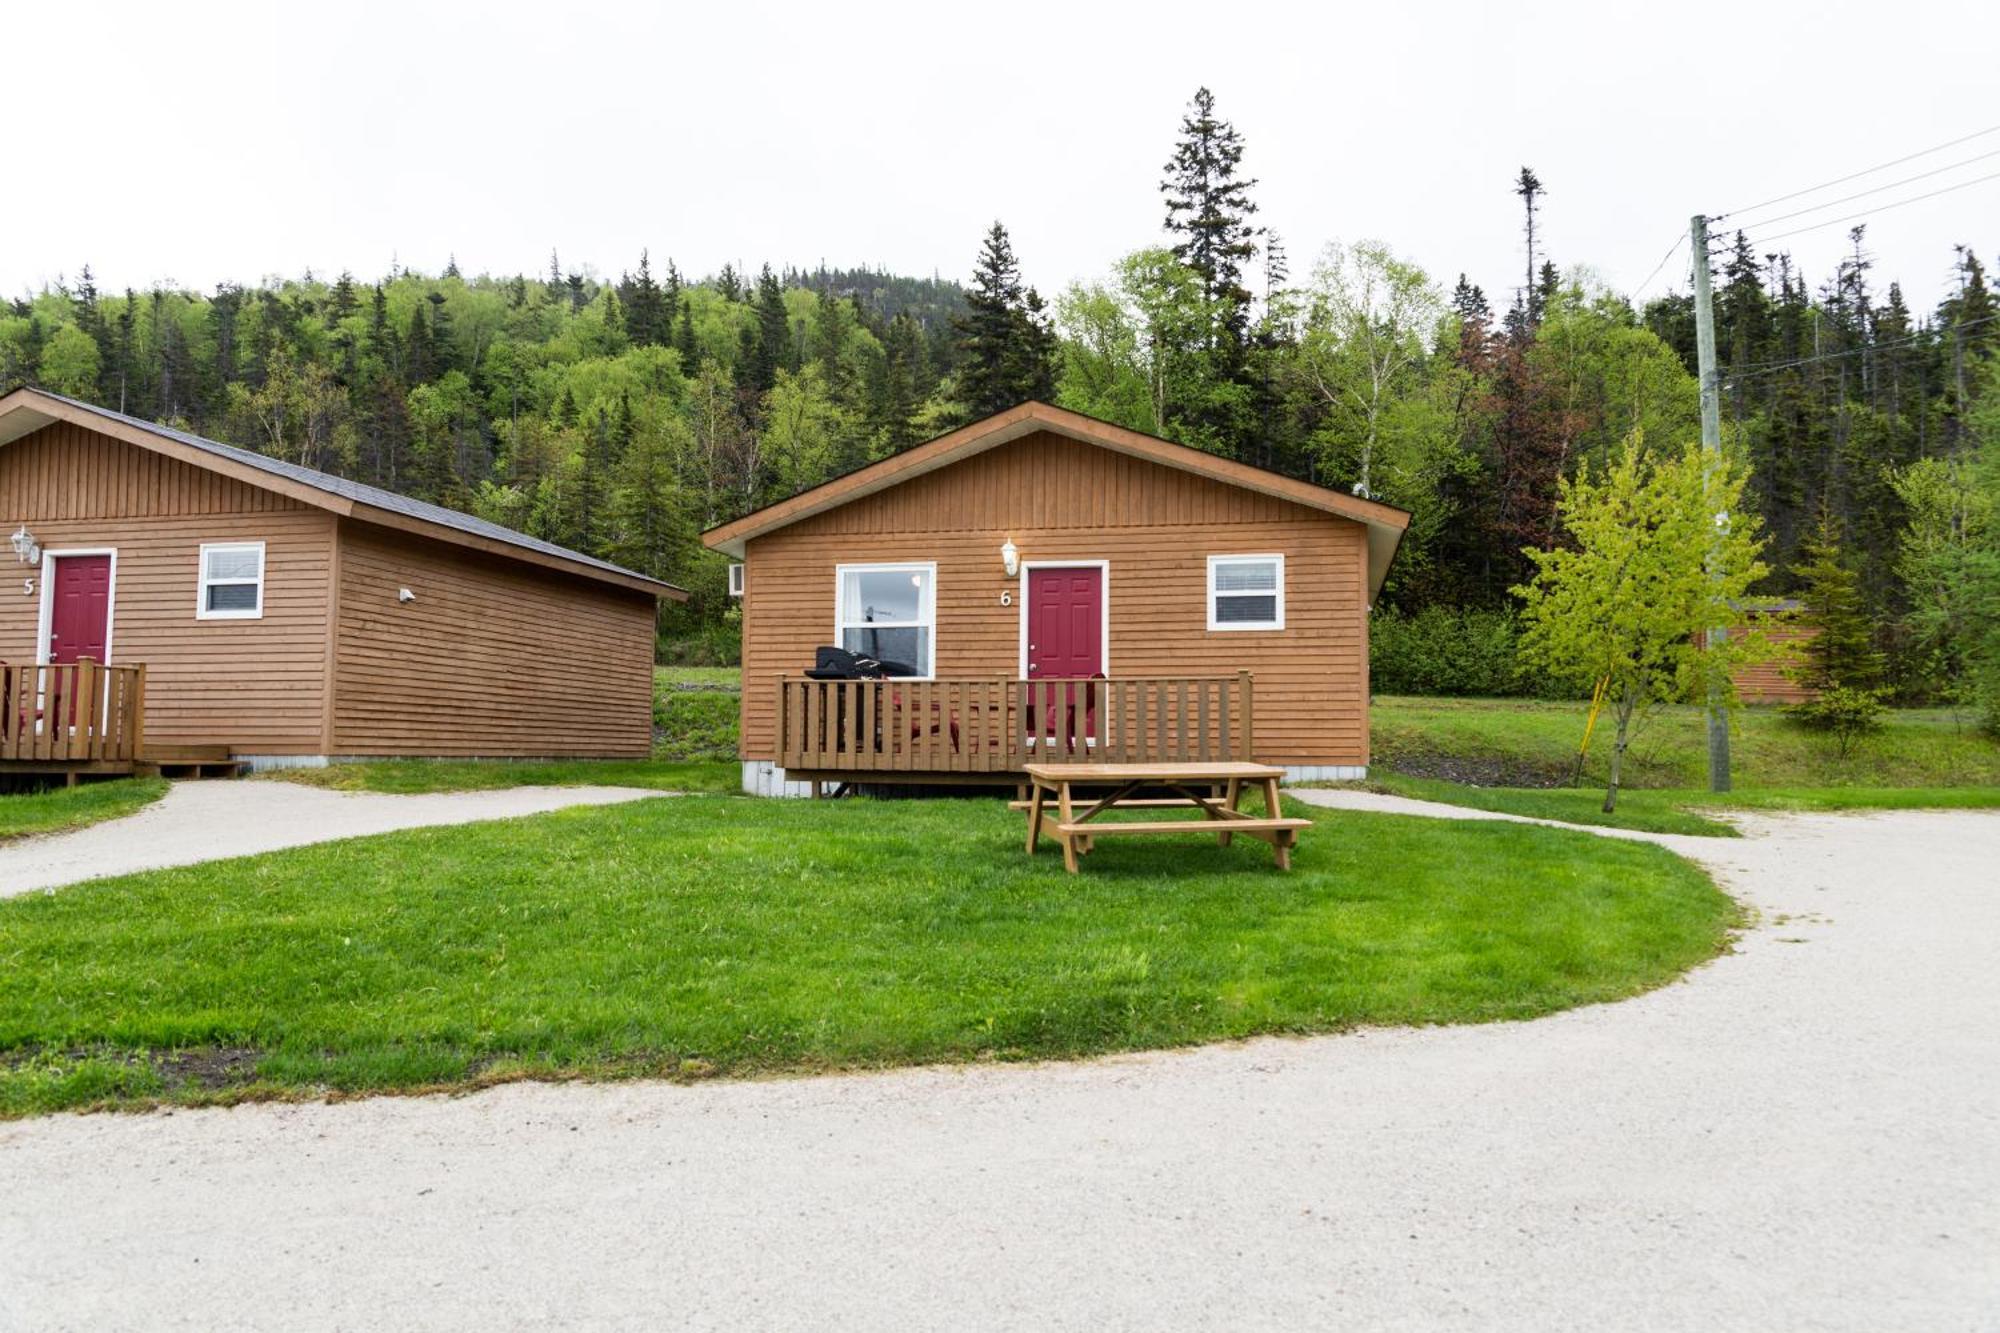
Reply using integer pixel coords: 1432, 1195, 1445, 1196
0, 795, 1738, 1118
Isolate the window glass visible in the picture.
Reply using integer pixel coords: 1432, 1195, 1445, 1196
206, 582, 260, 612
1209, 555, 1283, 630
197, 541, 265, 619
205, 546, 262, 582
841, 567, 925, 624
836, 564, 933, 675
1213, 593, 1278, 624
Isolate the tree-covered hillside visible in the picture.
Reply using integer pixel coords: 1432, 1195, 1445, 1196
4, 90, 1995, 704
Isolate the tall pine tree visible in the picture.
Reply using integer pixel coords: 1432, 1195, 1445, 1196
952, 222, 1057, 419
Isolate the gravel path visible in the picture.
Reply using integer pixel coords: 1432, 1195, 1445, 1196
3, 797, 1997, 1330
0, 780, 667, 896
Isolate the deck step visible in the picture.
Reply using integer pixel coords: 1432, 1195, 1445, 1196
142, 745, 233, 762
140, 746, 243, 779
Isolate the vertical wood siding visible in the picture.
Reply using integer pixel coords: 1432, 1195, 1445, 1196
0, 422, 333, 752
331, 521, 657, 757
740, 430, 1370, 766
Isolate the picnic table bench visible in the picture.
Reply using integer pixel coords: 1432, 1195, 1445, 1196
1019, 761, 1311, 873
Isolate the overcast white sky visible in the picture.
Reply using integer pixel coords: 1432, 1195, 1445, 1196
8, 0, 1996, 311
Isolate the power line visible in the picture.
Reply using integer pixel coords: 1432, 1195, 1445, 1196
1629, 233, 1687, 300
1737, 169, 2000, 247
1720, 312, 2000, 380
1713, 124, 2000, 222
1725, 146, 2000, 232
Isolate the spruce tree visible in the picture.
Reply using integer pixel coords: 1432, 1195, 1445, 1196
404, 303, 437, 384
1514, 168, 1545, 328
674, 296, 699, 370
1793, 510, 1886, 692
329, 271, 359, 324
751, 265, 792, 392
622, 250, 669, 347
425, 290, 453, 374
952, 222, 1057, 419
1160, 88, 1259, 356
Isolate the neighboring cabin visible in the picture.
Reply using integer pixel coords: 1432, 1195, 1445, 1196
0, 387, 683, 772
1729, 601, 1820, 705
705, 401, 1410, 796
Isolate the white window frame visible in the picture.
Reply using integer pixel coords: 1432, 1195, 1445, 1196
834, 561, 936, 678
196, 541, 267, 621
727, 563, 745, 597
35, 547, 119, 665
1206, 553, 1285, 631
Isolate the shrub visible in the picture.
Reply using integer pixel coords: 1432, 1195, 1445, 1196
1786, 685, 1888, 759
657, 617, 741, 666
1370, 606, 1562, 698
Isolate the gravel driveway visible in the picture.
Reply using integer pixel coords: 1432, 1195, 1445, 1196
0, 780, 667, 896
3, 798, 1997, 1331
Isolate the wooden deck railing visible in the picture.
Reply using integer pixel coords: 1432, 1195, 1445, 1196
775, 673, 1254, 774
0, 661, 147, 765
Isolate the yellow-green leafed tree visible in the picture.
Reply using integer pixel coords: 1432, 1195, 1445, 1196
1514, 438, 1769, 811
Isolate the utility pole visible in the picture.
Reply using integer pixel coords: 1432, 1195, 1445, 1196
1690, 213, 1731, 793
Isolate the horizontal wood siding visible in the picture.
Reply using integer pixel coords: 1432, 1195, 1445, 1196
0, 423, 332, 752
1732, 622, 1819, 703
741, 430, 1369, 766
331, 520, 656, 757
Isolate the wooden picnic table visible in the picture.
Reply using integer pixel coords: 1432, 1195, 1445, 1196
1020, 761, 1311, 874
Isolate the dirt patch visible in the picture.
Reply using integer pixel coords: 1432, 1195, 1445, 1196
155, 1046, 265, 1090
1383, 751, 1571, 788
5, 1044, 266, 1093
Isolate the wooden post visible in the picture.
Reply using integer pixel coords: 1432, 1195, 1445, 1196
74, 659, 97, 760
774, 674, 790, 769
131, 664, 148, 761
1239, 671, 1255, 759
1057, 778, 1078, 873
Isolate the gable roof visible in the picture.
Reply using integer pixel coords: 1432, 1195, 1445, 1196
0, 387, 685, 600
703, 401, 1411, 599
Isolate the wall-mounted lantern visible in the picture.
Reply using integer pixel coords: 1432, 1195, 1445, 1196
9, 524, 40, 566
398, 587, 417, 604
1000, 538, 1019, 578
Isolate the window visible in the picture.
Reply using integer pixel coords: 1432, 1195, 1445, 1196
836, 562, 934, 676
728, 563, 745, 597
1207, 554, 1284, 631
197, 541, 265, 620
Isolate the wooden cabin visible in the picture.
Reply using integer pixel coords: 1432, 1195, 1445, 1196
1730, 601, 1820, 704
0, 387, 684, 776
704, 401, 1410, 796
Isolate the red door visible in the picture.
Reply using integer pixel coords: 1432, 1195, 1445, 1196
1026, 567, 1103, 679
49, 555, 112, 665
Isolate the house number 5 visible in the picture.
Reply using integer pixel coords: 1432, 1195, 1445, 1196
22, 577, 34, 596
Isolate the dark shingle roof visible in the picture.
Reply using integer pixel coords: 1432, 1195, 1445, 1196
15, 390, 680, 594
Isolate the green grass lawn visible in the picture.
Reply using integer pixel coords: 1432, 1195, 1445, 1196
1373, 696, 2000, 789
0, 777, 169, 843
0, 794, 1735, 1116
1363, 773, 2000, 836
1365, 774, 1743, 835
1363, 696, 2000, 835
655, 666, 744, 690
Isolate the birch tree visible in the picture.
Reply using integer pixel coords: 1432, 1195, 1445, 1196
1297, 241, 1442, 497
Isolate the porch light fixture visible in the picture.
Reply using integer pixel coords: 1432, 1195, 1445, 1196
8, 524, 39, 566
1000, 539, 1019, 577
